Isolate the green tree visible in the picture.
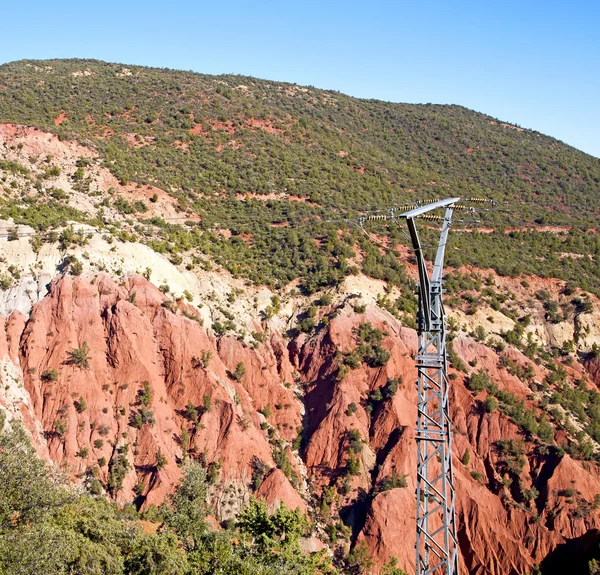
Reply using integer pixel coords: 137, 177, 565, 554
236, 498, 307, 554
163, 461, 209, 552
124, 532, 188, 575
382, 557, 409, 575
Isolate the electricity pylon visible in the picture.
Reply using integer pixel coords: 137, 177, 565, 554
398, 198, 460, 575
333, 196, 492, 575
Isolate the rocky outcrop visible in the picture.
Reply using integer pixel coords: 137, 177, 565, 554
15, 274, 280, 508
256, 468, 308, 514
1, 270, 600, 574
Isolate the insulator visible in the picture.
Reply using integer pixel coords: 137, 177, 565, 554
451, 205, 474, 211
417, 214, 444, 222
463, 198, 490, 204
364, 214, 388, 221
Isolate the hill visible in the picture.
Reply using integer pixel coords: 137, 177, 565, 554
0, 58, 599, 291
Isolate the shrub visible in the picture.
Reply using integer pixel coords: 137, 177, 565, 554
139, 382, 152, 407
89, 479, 103, 495
76, 447, 89, 458
233, 361, 246, 382
381, 557, 409, 575
461, 449, 471, 466
379, 471, 408, 491
447, 342, 467, 372
494, 439, 526, 475
129, 406, 156, 429
355, 322, 391, 367
194, 350, 212, 369
522, 486, 539, 501
155, 449, 167, 470
67, 342, 90, 369
347, 450, 361, 476
315, 293, 332, 307
184, 401, 199, 424
470, 471, 484, 482
74, 396, 87, 412
484, 396, 498, 413
343, 351, 361, 369
41, 368, 58, 382
54, 418, 67, 437
467, 370, 491, 393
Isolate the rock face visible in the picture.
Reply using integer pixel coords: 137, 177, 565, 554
0, 270, 600, 574
14, 274, 278, 510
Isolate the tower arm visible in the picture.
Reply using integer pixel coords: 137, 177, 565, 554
406, 216, 431, 332
431, 207, 454, 284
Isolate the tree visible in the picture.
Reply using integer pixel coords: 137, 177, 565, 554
0, 413, 335, 575
75, 396, 87, 412
139, 382, 153, 407
467, 370, 490, 393
382, 557, 409, 575
164, 462, 209, 552
348, 541, 374, 574
237, 498, 307, 554
41, 368, 58, 382
0, 418, 70, 529
485, 396, 498, 413
184, 401, 199, 424
124, 532, 188, 575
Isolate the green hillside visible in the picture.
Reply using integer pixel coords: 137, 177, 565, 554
0, 58, 599, 290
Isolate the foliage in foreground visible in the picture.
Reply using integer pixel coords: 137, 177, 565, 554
0, 411, 339, 575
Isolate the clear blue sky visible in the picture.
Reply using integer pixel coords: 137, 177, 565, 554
1, 0, 599, 157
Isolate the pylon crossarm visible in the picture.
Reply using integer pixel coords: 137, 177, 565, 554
431, 209, 454, 284
407, 217, 431, 330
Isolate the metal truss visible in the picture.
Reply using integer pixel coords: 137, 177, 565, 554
398, 199, 460, 575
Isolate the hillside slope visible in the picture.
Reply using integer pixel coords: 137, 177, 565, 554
0, 59, 599, 291
0, 60, 599, 574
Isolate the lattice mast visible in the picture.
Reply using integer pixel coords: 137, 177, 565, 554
333, 196, 492, 574
398, 198, 460, 575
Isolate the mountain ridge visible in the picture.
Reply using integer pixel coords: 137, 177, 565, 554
0, 58, 598, 293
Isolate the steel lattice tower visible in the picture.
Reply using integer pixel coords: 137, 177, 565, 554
398, 199, 460, 575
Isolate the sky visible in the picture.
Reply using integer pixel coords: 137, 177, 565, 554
0, 0, 599, 157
